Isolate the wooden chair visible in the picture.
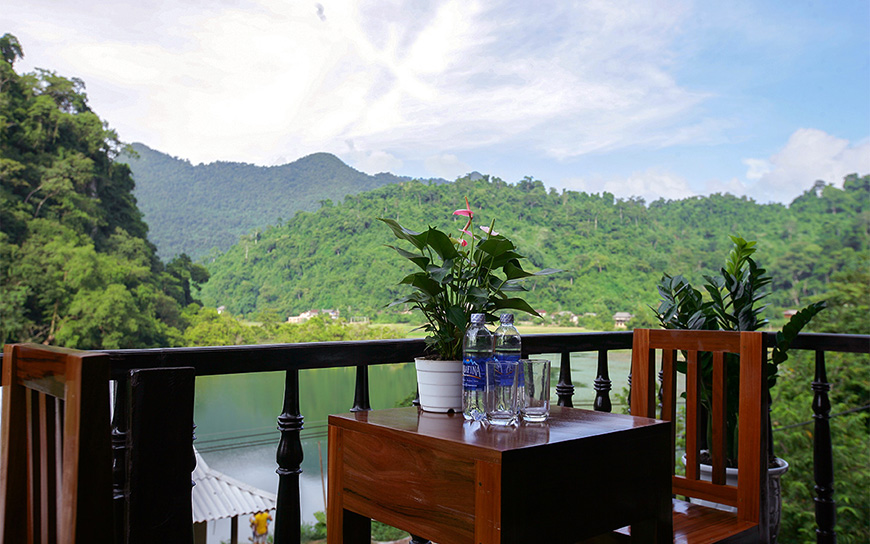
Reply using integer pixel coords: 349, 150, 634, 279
1, 343, 113, 544
630, 328, 769, 544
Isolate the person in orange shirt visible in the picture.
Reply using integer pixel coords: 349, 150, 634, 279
249, 510, 272, 543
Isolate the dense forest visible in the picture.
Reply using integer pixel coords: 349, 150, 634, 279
199, 173, 868, 327
0, 34, 204, 348
120, 143, 445, 260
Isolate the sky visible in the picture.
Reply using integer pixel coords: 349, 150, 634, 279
4, 0, 869, 204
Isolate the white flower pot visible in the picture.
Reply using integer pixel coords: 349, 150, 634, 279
414, 358, 462, 413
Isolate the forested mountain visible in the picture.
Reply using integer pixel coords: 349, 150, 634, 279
198, 173, 869, 324
0, 34, 206, 348
120, 143, 444, 260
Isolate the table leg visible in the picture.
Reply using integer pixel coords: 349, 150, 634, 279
474, 460, 502, 544
327, 426, 370, 543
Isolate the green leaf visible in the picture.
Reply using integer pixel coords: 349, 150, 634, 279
386, 245, 429, 270
492, 297, 540, 317
427, 259, 453, 283
399, 273, 442, 298
446, 305, 468, 331
477, 237, 515, 257
424, 227, 460, 260
378, 218, 425, 249
504, 260, 534, 280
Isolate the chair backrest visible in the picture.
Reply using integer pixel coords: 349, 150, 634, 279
630, 329, 766, 528
1, 343, 113, 544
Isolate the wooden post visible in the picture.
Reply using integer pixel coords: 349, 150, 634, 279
275, 369, 303, 544
812, 350, 837, 544
126, 367, 195, 544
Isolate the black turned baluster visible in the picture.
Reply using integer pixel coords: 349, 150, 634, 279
812, 350, 837, 544
112, 379, 128, 544
351, 364, 371, 412
593, 350, 612, 412
275, 369, 304, 544
556, 352, 574, 407
409, 536, 431, 544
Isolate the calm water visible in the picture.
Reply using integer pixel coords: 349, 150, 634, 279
0, 350, 632, 542
192, 350, 633, 532
194, 363, 419, 529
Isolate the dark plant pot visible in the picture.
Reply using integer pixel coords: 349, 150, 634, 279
683, 454, 789, 543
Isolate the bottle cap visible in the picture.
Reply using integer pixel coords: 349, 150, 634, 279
470, 313, 485, 324
499, 313, 514, 324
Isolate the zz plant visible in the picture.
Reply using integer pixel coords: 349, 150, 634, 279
653, 235, 825, 464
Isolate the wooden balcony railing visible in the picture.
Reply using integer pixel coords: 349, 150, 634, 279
1, 331, 867, 544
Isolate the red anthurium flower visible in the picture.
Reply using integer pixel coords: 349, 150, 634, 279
452, 197, 474, 245
452, 196, 473, 218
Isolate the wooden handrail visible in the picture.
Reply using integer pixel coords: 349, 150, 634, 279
1, 331, 866, 544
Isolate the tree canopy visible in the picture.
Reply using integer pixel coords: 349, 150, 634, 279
0, 34, 203, 348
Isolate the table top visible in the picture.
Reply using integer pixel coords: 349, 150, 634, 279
328, 405, 665, 456
328, 406, 673, 543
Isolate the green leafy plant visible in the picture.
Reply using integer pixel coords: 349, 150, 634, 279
379, 198, 558, 360
653, 235, 826, 464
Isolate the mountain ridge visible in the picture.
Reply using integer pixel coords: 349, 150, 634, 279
121, 143, 447, 259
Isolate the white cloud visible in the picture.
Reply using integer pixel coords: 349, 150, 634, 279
424, 154, 470, 180
560, 168, 695, 203
743, 129, 870, 203
5, 0, 708, 168
342, 140, 404, 174
742, 158, 771, 180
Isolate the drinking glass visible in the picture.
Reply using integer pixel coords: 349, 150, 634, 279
485, 360, 518, 426
520, 359, 550, 422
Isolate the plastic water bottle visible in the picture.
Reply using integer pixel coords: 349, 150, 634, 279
494, 313, 522, 409
462, 313, 492, 421
494, 313, 521, 365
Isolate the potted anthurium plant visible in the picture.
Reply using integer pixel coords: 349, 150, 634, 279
379, 198, 558, 413
653, 235, 825, 541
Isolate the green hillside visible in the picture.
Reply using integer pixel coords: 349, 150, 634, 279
198, 174, 869, 323
0, 35, 202, 348
120, 143, 442, 260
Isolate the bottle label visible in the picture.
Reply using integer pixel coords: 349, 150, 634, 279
463, 355, 488, 391
494, 352, 520, 363
492, 361, 517, 387
495, 352, 522, 386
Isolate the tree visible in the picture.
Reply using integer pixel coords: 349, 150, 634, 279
0, 35, 196, 349
0, 34, 22, 64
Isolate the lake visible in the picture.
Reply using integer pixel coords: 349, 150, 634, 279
194, 349, 632, 541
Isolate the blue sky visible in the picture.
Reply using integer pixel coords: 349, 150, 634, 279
4, 0, 868, 204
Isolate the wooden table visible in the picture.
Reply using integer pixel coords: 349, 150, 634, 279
327, 406, 672, 543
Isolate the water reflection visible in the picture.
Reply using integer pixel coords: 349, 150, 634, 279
194, 363, 418, 524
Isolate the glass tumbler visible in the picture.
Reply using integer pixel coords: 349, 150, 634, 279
520, 359, 550, 422
485, 360, 518, 426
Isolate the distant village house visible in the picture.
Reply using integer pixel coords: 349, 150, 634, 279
613, 312, 633, 328
286, 309, 340, 324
